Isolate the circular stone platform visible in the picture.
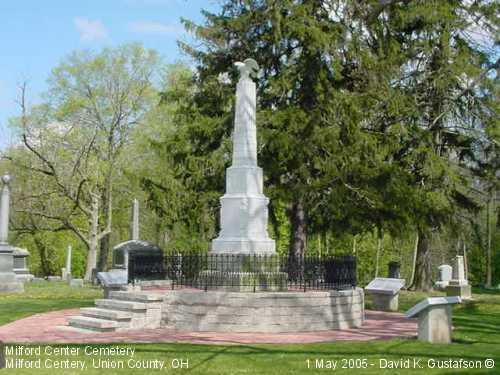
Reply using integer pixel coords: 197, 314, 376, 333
162, 288, 364, 333
0, 309, 417, 344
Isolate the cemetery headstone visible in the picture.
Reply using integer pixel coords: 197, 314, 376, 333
446, 256, 471, 299
435, 264, 452, 290
388, 261, 401, 279
406, 296, 461, 344
0, 174, 24, 293
365, 277, 405, 311
12, 247, 34, 282
47, 276, 62, 282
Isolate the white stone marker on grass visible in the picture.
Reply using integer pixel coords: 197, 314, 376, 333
406, 296, 461, 344
365, 277, 405, 312
62, 245, 72, 282
446, 256, 471, 299
435, 264, 452, 290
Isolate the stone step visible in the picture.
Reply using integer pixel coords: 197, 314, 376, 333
95, 299, 148, 312
80, 307, 133, 321
109, 291, 163, 303
67, 316, 119, 332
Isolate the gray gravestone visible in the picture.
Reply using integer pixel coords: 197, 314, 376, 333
12, 247, 34, 282
365, 278, 405, 311
406, 296, 461, 344
0, 174, 23, 293
97, 269, 127, 298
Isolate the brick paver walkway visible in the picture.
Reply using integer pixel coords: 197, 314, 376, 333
0, 310, 417, 344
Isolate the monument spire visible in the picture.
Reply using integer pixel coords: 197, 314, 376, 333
0, 174, 12, 244
211, 59, 275, 254
0, 173, 24, 292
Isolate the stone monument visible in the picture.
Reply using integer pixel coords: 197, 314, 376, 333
446, 255, 471, 299
62, 245, 72, 281
435, 264, 452, 290
365, 277, 405, 312
0, 174, 24, 292
211, 58, 275, 255
406, 296, 461, 344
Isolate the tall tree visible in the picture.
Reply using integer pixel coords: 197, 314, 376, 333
7, 44, 160, 279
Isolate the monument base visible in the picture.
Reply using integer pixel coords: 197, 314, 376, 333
162, 288, 364, 333
370, 293, 399, 312
446, 284, 471, 300
434, 281, 449, 290
197, 270, 287, 292
418, 305, 452, 344
211, 238, 276, 254
0, 246, 24, 293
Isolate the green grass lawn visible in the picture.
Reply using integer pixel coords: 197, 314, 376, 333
1, 283, 499, 374
0, 281, 102, 325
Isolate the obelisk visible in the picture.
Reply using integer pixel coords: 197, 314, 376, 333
211, 59, 275, 254
131, 199, 140, 241
0, 174, 24, 292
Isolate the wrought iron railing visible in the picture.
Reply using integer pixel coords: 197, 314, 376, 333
129, 252, 357, 292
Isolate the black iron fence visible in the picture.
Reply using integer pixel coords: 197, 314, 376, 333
129, 252, 356, 292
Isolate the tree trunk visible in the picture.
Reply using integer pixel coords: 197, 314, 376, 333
288, 200, 306, 279
375, 234, 382, 277
409, 232, 419, 287
33, 233, 51, 276
410, 229, 433, 291
97, 184, 112, 272
486, 197, 492, 288
84, 195, 99, 281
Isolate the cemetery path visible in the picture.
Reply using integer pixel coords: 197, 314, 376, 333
0, 310, 417, 344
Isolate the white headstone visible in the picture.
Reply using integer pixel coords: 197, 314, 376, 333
211, 59, 275, 254
435, 264, 452, 289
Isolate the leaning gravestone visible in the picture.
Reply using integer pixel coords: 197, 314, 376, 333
365, 277, 405, 312
406, 296, 461, 344
446, 256, 471, 299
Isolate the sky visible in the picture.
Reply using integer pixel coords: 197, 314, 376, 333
0, 0, 220, 149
